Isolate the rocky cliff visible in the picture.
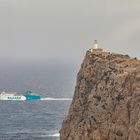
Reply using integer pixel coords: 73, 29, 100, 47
60, 48, 140, 140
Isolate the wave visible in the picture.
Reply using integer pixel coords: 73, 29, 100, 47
41, 97, 72, 101
47, 133, 60, 137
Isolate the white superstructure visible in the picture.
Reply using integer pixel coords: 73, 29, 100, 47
0, 91, 26, 100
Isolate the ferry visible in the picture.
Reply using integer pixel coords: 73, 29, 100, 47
0, 91, 41, 101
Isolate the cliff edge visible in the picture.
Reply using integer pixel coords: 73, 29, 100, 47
60, 49, 140, 140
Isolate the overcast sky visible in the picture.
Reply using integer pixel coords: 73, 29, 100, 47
0, 0, 140, 63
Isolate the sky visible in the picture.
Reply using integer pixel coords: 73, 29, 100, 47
0, 0, 140, 63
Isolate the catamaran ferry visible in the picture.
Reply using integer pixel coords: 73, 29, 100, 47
0, 91, 41, 101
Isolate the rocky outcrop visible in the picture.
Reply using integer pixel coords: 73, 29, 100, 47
60, 48, 140, 140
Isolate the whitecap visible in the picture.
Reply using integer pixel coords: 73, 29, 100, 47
47, 133, 60, 137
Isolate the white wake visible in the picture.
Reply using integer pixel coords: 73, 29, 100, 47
41, 97, 72, 101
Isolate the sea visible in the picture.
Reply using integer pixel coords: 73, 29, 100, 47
0, 61, 79, 140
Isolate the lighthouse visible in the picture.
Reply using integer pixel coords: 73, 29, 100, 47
93, 40, 98, 49
89, 40, 102, 53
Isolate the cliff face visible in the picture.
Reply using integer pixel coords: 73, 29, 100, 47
60, 49, 140, 140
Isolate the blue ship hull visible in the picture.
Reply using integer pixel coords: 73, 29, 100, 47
24, 91, 41, 100
24, 95, 41, 100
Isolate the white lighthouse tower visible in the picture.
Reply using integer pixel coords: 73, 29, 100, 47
93, 40, 98, 49
90, 40, 102, 53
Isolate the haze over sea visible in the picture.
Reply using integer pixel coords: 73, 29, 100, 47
0, 61, 78, 140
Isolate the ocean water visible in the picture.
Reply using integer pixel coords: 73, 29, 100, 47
0, 62, 78, 140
